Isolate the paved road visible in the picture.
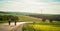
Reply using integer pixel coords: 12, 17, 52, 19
13, 22, 33, 31
11, 22, 26, 31
0, 22, 33, 31
0, 22, 27, 31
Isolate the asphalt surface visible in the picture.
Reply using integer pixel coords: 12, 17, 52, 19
0, 22, 26, 31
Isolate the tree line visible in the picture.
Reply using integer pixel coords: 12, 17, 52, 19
0, 15, 19, 22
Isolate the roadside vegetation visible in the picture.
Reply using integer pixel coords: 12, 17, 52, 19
22, 22, 60, 31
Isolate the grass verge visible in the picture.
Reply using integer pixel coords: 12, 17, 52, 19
22, 22, 60, 31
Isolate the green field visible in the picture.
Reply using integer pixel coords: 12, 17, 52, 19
17, 15, 42, 22
0, 14, 42, 23
22, 22, 60, 31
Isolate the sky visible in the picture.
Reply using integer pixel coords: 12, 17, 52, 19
0, 0, 60, 14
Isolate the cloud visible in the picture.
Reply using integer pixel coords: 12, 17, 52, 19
0, 0, 60, 14
36, 0, 60, 2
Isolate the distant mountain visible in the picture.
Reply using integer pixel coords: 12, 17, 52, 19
0, 11, 60, 15
0, 11, 37, 15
